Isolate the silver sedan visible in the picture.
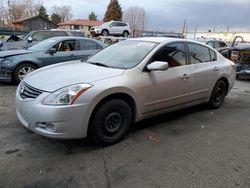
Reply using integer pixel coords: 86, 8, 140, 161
16, 37, 236, 145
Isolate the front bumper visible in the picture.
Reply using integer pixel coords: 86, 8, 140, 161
15, 87, 90, 139
0, 65, 13, 82
90, 29, 101, 36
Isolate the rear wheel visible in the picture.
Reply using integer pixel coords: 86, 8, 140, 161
90, 99, 132, 145
13, 63, 36, 84
123, 31, 129, 37
208, 80, 227, 109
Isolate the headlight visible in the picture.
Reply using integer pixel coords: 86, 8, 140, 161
42, 83, 92, 105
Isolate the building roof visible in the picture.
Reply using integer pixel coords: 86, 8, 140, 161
12, 15, 56, 26
58, 19, 103, 27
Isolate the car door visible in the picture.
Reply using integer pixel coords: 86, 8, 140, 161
109, 22, 119, 35
42, 39, 78, 66
78, 39, 103, 60
186, 42, 220, 101
141, 42, 192, 114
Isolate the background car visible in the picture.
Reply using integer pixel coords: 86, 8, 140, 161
90, 20, 131, 37
16, 37, 236, 145
228, 36, 250, 79
197, 38, 229, 57
0, 36, 107, 83
0, 30, 85, 51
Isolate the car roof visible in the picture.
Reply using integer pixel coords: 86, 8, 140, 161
46, 36, 87, 40
128, 37, 187, 43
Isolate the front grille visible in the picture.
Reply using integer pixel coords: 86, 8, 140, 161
20, 82, 43, 99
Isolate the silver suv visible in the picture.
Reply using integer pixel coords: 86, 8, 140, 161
90, 21, 131, 37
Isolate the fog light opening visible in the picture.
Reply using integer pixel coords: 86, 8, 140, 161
37, 122, 56, 132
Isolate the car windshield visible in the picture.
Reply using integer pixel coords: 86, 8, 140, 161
28, 39, 57, 51
86, 40, 158, 69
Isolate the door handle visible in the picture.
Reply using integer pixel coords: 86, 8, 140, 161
181, 74, 190, 80
213, 67, 220, 71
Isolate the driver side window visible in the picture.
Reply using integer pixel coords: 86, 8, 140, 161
152, 42, 187, 67
52, 40, 76, 52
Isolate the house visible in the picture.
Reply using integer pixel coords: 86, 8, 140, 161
12, 15, 57, 31
58, 19, 103, 36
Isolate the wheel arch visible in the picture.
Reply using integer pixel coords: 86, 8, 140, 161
87, 92, 137, 135
12, 61, 39, 81
217, 77, 229, 94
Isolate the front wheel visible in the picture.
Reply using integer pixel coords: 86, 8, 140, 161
90, 99, 132, 145
101, 30, 109, 36
208, 80, 227, 109
13, 63, 36, 84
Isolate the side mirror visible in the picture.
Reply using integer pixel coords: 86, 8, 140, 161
147, 61, 169, 71
47, 48, 57, 54
109, 24, 113, 27
27, 37, 33, 43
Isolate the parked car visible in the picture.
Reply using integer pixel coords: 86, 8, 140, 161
197, 38, 229, 57
90, 20, 131, 37
0, 36, 107, 83
0, 30, 85, 51
16, 37, 236, 145
228, 36, 250, 79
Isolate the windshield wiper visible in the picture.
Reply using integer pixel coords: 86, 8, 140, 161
88, 62, 109, 67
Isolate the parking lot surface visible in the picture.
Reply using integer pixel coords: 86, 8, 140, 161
0, 81, 250, 188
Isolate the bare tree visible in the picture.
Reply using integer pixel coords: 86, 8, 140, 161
123, 6, 146, 37
52, 5, 73, 22
1, 0, 42, 26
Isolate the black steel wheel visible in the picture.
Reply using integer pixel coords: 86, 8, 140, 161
90, 99, 132, 145
208, 80, 227, 109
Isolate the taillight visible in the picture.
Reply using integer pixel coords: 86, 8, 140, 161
231, 51, 240, 62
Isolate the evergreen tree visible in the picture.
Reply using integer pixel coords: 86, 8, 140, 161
103, 0, 122, 22
88, 11, 98, 21
51, 13, 62, 24
38, 6, 49, 20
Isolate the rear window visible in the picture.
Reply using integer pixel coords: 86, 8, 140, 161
188, 43, 211, 64
80, 39, 102, 50
71, 32, 84, 37
31, 31, 67, 41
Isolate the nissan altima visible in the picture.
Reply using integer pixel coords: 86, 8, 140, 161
16, 37, 236, 145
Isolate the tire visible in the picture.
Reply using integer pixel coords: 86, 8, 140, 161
101, 30, 109, 36
90, 99, 132, 145
13, 63, 36, 84
208, 80, 227, 109
123, 31, 129, 37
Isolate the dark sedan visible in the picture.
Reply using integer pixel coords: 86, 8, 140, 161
0, 36, 107, 83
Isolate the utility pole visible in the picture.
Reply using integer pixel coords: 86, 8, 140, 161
194, 25, 197, 39
182, 19, 187, 38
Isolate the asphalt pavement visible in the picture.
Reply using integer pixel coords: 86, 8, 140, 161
0, 80, 250, 188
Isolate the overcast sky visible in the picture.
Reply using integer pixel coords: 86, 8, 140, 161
44, 0, 250, 32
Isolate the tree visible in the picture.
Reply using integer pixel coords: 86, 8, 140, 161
123, 6, 146, 37
38, 5, 49, 20
103, 0, 122, 22
51, 13, 62, 25
52, 5, 73, 22
88, 11, 97, 21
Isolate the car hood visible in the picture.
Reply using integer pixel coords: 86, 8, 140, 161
0, 49, 34, 58
24, 61, 125, 92
232, 43, 250, 50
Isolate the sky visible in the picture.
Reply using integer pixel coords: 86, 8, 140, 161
44, 0, 250, 33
